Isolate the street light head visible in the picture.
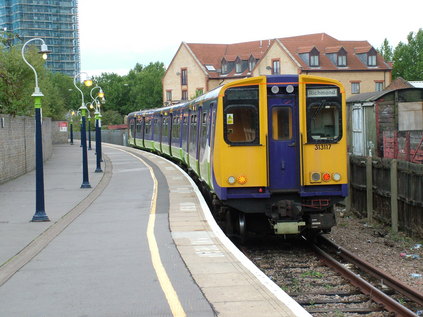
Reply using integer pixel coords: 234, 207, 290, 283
84, 79, 93, 87
98, 89, 105, 98
38, 43, 51, 60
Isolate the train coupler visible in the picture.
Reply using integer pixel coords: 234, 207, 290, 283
273, 221, 306, 234
269, 200, 302, 220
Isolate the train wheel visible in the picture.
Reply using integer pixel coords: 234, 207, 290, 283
225, 209, 234, 236
237, 212, 248, 244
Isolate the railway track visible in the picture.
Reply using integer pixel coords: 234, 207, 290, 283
242, 236, 423, 316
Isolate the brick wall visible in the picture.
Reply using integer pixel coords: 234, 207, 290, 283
0, 115, 53, 184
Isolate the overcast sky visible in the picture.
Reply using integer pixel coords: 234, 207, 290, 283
79, 0, 422, 76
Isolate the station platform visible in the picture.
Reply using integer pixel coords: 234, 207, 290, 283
0, 143, 310, 317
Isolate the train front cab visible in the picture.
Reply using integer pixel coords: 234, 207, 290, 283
213, 75, 348, 236
269, 75, 348, 235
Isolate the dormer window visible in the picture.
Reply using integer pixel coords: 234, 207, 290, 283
326, 46, 347, 67
235, 57, 242, 73
222, 59, 228, 74
248, 56, 256, 71
337, 48, 347, 67
299, 46, 320, 67
310, 48, 320, 67
355, 46, 377, 67
337, 54, 346, 66
368, 52, 377, 66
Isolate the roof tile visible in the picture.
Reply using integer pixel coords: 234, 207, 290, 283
186, 33, 391, 78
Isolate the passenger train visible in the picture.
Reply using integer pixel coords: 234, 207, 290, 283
128, 75, 348, 239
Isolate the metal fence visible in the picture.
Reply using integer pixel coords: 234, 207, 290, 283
348, 155, 423, 238
72, 130, 128, 146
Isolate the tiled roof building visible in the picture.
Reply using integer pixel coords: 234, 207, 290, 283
163, 33, 392, 103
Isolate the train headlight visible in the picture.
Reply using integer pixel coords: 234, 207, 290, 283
271, 85, 279, 94
237, 176, 247, 185
286, 85, 294, 93
322, 173, 331, 182
227, 176, 236, 185
311, 172, 321, 183
332, 173, 341, 182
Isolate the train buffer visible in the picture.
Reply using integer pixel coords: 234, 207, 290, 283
0, 143, 310, 317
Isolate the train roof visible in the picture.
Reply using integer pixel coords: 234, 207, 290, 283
128, 85, 223, 117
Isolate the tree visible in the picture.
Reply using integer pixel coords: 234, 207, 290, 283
126, 62, 165, 112
42, 72, 81, 120
101, 109, 124, 126
0, 29, 22, 49
392, 29, 423, 80
378, 38, 393, 62
94, 62, 165, 119
0, 43, 78, 119
0, 45, 45, 116
0, 38, 166, 121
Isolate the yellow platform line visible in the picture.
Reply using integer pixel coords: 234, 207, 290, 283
112, 147, 186, 317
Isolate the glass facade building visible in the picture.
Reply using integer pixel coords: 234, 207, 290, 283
0, 0, 80, 77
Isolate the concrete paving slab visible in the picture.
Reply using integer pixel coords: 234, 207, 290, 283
0, 143, 312, 317
0, 144, 216, 317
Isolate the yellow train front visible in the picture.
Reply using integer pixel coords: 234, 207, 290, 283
128, 74, 348, 239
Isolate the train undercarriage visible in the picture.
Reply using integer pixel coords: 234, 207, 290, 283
209, 191, 338, 242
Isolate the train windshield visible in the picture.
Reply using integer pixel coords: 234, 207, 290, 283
306, 86, 342, 143
223, 85, 259, 145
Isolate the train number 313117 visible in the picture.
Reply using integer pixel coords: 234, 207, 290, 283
315, 144, 332, 150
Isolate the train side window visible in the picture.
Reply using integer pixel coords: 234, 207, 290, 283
129, 119, 135, 137
145, 118, 151, 137
172, 115, 180, 140
153, 118, 160, 141
272, 108, 292, 140
223, 85, 259, 145
163, 117, 168, 140
136, 119, 142, 135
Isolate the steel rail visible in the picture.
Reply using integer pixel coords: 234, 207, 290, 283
317, 235, 423, 307
311, 241, 417, 317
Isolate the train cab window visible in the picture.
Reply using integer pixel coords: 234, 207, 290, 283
223, 86, 259, 145
306, 86, 342, 143
272, 108, 292, 140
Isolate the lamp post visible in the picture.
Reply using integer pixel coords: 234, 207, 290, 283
90, 85, 104, 173
86, 102, 92, 150
73, 72, 93, 188
70, 110, 75, 145
68, 110, 75, 145
21, 38, 51, 222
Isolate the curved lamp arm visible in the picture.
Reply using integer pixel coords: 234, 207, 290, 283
90, 85, 104, 104
90, 85, 100, 100
21, 38, 50, 96
73, 72, 90, 108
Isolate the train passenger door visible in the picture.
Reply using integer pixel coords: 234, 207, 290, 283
268, 94, 300, 191
140, 116, 145, 148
